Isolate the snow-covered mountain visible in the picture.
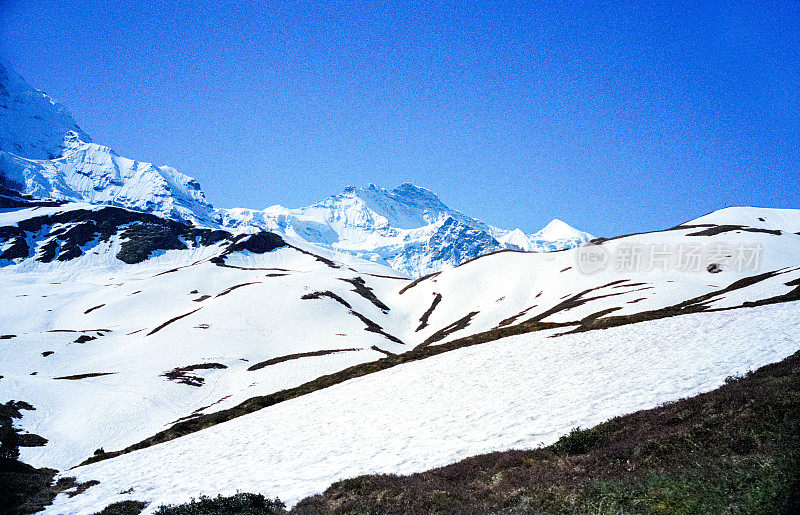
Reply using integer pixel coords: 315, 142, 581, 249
0, 60, 217, 226
0, 133, 219, 226
0, 61, 90, 160
219, 183, 593, 277
0, 61, 591, 277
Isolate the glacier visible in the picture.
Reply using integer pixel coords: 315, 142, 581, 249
219, 183, 593, 277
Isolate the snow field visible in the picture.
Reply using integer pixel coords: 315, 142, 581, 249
45, 301, 800, 513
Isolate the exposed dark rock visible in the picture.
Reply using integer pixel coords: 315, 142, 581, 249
53, 373, 115, 380
416, 293, 443, 331
247, 349, 361, 372
37, 240, 58, 263
0, 227, 28, 261
686, 224, 782, 237
422, 311, 480, 346
147, 308, 203, 336
209, 232, 287, 265
339, 277, 390, 311
370, 345, 396, 357
0, 201, 287, 266
301, 291, 352, 309
215, 282, 261, 298
497, 305, 537, 328
348, 310, 405, 345
399, 272, 441, 295
161, 363, 228, 387
84, 304, 105, 315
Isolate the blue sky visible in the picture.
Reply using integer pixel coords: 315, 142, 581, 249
1, 0, 798, 236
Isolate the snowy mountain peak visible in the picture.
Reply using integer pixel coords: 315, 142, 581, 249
533, 218, 589, 242
340, 183, 444, 207
392, 182, 444, 203
62, 129, 88, 151
0, 62, 593, 277
0, 61, 217, 226
219, 183, 592, 277
0, 60, 91, 160
321, 183, 454, 230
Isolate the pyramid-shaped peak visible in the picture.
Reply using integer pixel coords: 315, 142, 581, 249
534, 218, 591, 241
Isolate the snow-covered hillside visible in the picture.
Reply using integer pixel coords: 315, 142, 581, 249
387, 207, 800, 348
41, 304, 800, 514
0, 192, 409, 471
219, 183, 593, 277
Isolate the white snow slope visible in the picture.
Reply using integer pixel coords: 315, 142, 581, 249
0, 201, 409, 471
44, 303, 800, 513
0, 203, 798, 513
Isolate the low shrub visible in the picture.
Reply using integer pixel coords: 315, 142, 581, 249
551, 425, 609, 455
94, 500, 149, 514
154, 493, 285, 515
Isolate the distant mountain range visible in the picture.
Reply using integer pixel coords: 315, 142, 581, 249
219, 183, 592, 277
0, 60, 591, 277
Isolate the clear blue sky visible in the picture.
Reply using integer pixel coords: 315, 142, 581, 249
1, 0, 798, 236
